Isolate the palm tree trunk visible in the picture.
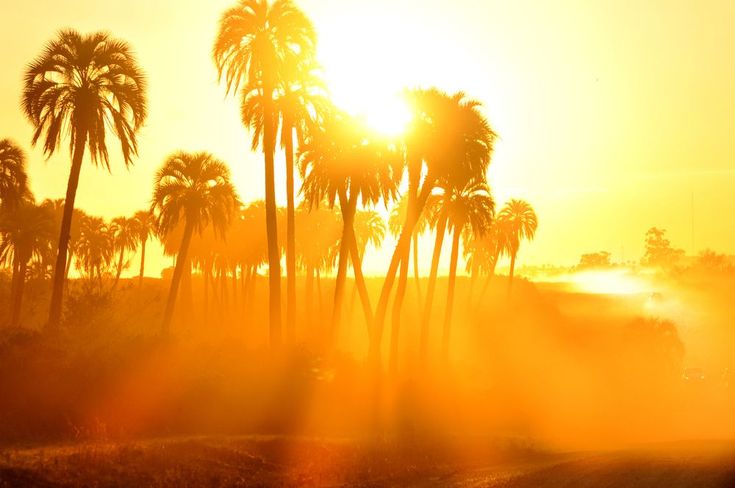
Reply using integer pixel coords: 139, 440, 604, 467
113, 249, 125, 287
370, 182, 433, 364
413, 233, 422, 309
442, 228, 461, 363
507, 251, 517, 296
389, 246, 410, 374
316, 268, 323, 321
64, 250, 74, 280
48, 128, 87, 330
285, 122, 296, 344
475, 253, 500, 309
204, 259, 210, 319
305, 263, 314, 327
161, 220, 195, 335
138, 238, 147, 287
9, 258, 24, 328
467, 261, 478, 308
419, 214, 447, 366
262, 87, 282, 349
346, 228, 373, 338
331, 191, 358, 344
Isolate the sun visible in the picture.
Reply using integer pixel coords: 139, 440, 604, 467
361, 93, 412, 137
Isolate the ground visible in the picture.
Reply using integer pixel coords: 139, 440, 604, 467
1, 437, 734, 487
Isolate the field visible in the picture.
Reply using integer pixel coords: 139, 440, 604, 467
1, 437, 734, 487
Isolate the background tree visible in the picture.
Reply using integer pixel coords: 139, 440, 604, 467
439, 179, 494, 363
214, 0, 316, 348
23, 29, 147, 329
132, 210, 155, 286
151, 151, 238, 334
110, 216, 139, 287
0, 199, 54, 327
577, 251, 612, 270
76, 215, 114, 287
497, 199, 538, 293
0, 139, 29, 209
642, 227, 684, 268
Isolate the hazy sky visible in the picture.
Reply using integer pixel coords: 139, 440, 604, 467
1, 0, 734, 277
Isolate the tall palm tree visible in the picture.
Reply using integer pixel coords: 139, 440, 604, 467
371, 89, 496, 363
248, 61, 329, 340
23, 30, 147, 329
214, 0, 316, 348
151, 151, 238, 334
110, 216, 139, 287
439, 180, 494, 362
301, 110, 401, 343
132, 210, 155, 286
0, 199, 55, 327
0, 139, 29, 209
497, 199, 538, 293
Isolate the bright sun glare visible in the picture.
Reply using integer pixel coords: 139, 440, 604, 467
571, 270, 649, 296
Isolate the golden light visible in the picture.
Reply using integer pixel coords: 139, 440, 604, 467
361, 94, 412, 137
570, 269, 648, 296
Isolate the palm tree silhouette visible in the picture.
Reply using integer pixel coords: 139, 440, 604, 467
132, 210, 155, 287
463, 219, 507, 307
151, 151, 238, 334
372, 89, 496, 363
242, 61, 329, 339
439, 180, 494, 362
497, 199, 538, 294
295, 202, 341, 329
388, 194, 428, 311
76, 215, 114, 286
0, 139, 29, 209
0, 199, 55, 327
23, 30, 147, 329
301, 110, 401, 343
214, 0, 316, 348
348, 209, 386, 317
110, 217, 139, 287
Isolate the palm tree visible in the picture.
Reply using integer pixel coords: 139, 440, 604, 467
23, 30, 147, 329
388, 194, 428, 309
371, 89, 496, 363
497, 199, 538, 293
132, 210, 155, 286
463, 219, 507, 307
76, 215, 114, 286
214, 0, 316, 348
301, 110, 401, 343
439, 180, 494, 362
0, 199, 55, 327
110, 217, 139, 287
295, 202, 341, 328
0, 139, 29, 209
348, 209, 385, 316
242, 61, 328, 340
151, 151, 238, 334
353, 209, 386, 267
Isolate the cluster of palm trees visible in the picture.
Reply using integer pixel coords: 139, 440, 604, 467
1, 0, 540, 367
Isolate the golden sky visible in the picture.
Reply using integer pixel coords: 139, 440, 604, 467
1, 0, 734, 277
